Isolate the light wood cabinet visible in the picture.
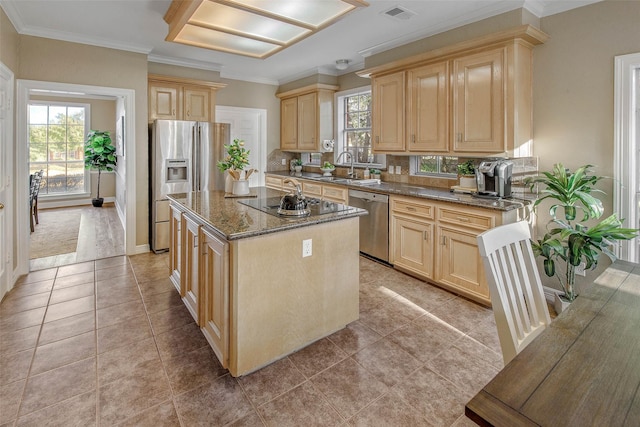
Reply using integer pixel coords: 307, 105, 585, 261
435, 205, 501, 304
169, 204, 183, 294
372, 72, 405, 152
362, 25, 548, 157
276, 84, 338, 152
181, 214, 202, 325
200, 226, 229, 368
390, 195, 520, 305
148, 74, 226, 123
302, 181, 323, 198
452, 49, 504, 153
407, 62, 449, 152
322, 184, 348, 204
390, 197, 435, 279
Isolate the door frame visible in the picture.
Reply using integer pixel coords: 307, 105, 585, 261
15, 80, 137, 276
0, 62, 14, 299
614, 52, 640, 263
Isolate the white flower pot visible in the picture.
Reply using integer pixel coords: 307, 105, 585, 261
459, 176, 476, 189
225, 171, 234, 193
232, 179, 250, 196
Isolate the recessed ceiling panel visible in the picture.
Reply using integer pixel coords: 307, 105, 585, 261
190, 2, 309, 44
176, 24, 281, 58
164, 0, 369, 58
229, 0, 358, 27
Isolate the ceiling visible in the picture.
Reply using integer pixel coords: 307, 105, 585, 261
0, 0, 600, 86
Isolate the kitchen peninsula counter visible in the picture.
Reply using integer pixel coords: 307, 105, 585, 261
167, 188, 364, 377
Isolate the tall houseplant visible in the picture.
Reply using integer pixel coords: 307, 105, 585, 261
525, 164, 638, 302
84, 130, 116, 207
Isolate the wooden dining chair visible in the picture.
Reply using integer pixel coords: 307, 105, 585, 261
477, 221, 551, 364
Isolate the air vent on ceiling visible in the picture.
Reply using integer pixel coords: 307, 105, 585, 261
382, 5, 416, 21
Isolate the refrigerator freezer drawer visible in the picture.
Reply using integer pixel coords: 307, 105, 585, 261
154, 222, 170, 253
156, 200, 170, 222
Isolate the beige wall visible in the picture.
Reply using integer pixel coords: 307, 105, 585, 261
30, 95, 117, 199
0, 7, 18, 71
18, 36, 149, 246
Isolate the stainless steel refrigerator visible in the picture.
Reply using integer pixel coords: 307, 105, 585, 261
150, 120, 230, 253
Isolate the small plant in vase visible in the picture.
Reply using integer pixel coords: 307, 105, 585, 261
217, 138, 251, 194
457, 160, 476, 189
525, 163, 638, 311
293, 158, 303, 172
84, 130, 116, 207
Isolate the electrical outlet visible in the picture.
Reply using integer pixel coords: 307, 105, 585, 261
302, 239, 312, 257
281, 158, 287, 165
395, 165, 402, 174
575, 262, 586, 276
388, 165, 394, 175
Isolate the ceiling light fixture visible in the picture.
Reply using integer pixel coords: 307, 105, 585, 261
164, 0, 369, 59
335, 59, 350, 71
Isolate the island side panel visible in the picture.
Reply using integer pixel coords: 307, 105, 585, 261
228, 217, 360, 377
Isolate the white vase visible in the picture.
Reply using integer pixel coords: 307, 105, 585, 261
459, 176, 476, 189
225, 171, 234, 193
294, 165, 302, 172
232, 179, 250, 196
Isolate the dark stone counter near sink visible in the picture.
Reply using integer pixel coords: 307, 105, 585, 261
266, 171, 530, 212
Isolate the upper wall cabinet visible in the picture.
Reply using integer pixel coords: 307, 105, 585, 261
360, 25, 548, 157
148, 74, 226, 123
276, 84, 339, 152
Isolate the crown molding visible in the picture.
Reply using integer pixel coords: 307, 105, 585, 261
147, 54, 223, 73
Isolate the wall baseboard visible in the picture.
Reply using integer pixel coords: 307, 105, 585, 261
543, 285, 563, 304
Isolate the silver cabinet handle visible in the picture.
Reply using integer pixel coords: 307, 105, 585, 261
441, 236, 447, 245
423, 230, 429, 241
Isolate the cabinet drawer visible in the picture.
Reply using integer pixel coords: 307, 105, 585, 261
302, 182, 323, 197
265, 175, 283, 190
391, 197, 434, 219
438, 206, 495, 231
322, 185, 348, 203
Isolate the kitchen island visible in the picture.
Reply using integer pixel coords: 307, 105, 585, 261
167, 187, 366, 377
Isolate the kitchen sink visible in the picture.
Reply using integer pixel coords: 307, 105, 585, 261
315, 177, 381, 185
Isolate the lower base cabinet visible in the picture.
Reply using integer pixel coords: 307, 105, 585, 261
181, 214, 202, 325
390, 195, 519, 305
169, 205, 183, 293
200, 227, 229, 367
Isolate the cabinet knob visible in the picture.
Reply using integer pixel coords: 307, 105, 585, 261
187, 110, 190, 117
441, 236, 447, 245
0, 202, 3, 210
172, 109, 176, 116
423, 230, 429, 241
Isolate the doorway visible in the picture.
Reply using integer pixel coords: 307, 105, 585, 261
15, 80, 136, 276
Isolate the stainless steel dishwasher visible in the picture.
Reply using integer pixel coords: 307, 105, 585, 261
348, 189, 389, 262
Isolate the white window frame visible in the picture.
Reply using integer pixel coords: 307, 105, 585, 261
410, 155, 459, 178
28, 101, 91, 198
614, 52, 640, 263
334, 86, 386, 169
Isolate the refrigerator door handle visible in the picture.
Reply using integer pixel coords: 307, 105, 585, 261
192, 125, 198, 191
197, 125, 202, 191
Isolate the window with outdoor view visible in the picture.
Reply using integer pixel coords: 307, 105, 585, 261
335, 88, 385, 168
28, 102, 90, 195
412, 155, 459, 176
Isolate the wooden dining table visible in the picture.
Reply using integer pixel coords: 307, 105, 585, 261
465, 260, 640, 426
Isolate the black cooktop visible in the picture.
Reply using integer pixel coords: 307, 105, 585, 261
238, 197, 350, 218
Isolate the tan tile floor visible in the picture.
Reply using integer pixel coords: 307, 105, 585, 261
0, 253, 503, 426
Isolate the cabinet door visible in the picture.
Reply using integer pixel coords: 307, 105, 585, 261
392, 215, 434, 279
265, 175, 284, 191
372, 72, 405, 152
407, 62, 449, 152
437, 225, 490, 302
297, 92, 318, 150
182, 215, 202, 325
280, 97, 298, 150
452, 49, 505, 153
149, 83, 180, 121
169, 205, 182, 294
322, 184, 348, 204
184, 86, 210, 122
200, 227, 229, 367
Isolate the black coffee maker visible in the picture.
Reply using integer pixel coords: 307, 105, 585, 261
475, 160, 513, 198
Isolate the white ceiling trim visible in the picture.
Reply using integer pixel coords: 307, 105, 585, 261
534, 0, 602, 17
217, 70, 279, 86
19, 26, 153, 54
147, 54, 223, 73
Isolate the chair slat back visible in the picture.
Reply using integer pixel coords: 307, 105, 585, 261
477, 221, 551, 364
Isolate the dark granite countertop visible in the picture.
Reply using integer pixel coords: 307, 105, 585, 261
167, 187, 367, 241
266, 171, 530, 212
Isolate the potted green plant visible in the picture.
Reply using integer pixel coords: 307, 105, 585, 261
370, 168, 381, 179
293, 158, 303, 172
457, 160, 476, 188
525, 163, 638, 310
217, 138, 251, 194
84, 130, 116, 207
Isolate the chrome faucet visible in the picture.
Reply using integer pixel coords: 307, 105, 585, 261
336, 151, 355, 178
